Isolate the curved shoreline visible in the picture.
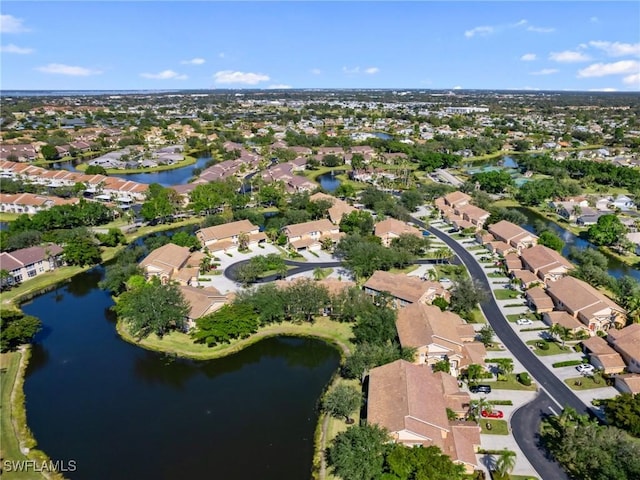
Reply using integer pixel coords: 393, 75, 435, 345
74, 155, 197, 174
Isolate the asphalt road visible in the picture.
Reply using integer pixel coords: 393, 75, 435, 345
418, 221, 589, 480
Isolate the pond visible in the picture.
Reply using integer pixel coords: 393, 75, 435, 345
514, 207, 640, 281
53, 155, 212, 187
317, 170, 343, 193
21, 267, 340, 480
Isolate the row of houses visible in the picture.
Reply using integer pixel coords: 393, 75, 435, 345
0, 160, 149, 202
434, 191, 490, 232
0, 193, 79, 215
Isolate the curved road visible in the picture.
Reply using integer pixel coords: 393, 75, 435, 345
420, 222, 588, 480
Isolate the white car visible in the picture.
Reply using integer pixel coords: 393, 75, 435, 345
516, 318, 533, 326
576, 364, 595, 375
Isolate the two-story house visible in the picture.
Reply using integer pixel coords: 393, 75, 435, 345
363, 271, 448, 308
488, 220, 538, 252
0, 244, 64, 284
519, 245, 574, 283
196, 220, 267, 254
282, 219, 343, 251
374, 218, 422, 247
139, 243, 204, 286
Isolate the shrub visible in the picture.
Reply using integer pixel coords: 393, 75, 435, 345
537, 340, 550, 350
518, 372, 532, 386
552, 360, 583, 368
488, 400, 514, 406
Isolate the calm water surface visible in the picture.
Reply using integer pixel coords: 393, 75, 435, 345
22, 268, 340, 480
317, 171, 342, 193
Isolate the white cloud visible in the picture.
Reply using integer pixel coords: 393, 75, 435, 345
453, 86, 463, 90
549, 50, 591, 62
343, 66, 360, 74
310, 68, 322, 75
213, 70, 270, 85
464, 26, 494, 38
623, 73, 640, 86
0, 14, 29, 33
218, 52, 225, 58
520, 53, 537, 61
531, 69, 559, 75
578, 60, 640, 77
267, 84, 292, 89
36, 63, 102, 76
527, 26, 555, 33
589, 41, 640, 57
589, 87, 617, 92
181, 58, 205, 65
364, 67, 380, 74
1, 43, 33, 54
140, 70, 188, 80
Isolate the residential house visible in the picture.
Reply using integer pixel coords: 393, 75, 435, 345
363, 271, 448, 308
454, 204, 490, 230
0, 144, 36, 162
309, 192, 356, 225
178, 285, 229, 328
282, 219, 343, 251
551, 200, 589, 221
519, 245, 574, 283
611, 194, 636, 211
511, 269, 541, 289
196, 220, 267, 254
442, 191, 472, 209
139, 243, 202, 286
543, 311, 590, 338
374, 218, 422, 247
396, 303, 486, 374
525, 286, 555, 314
608, 325, 640, 373
546, 276, 626, 333
580, 336, 626, 374
488, 220, 538, 251
614, 374, 640, 394
0, 244, 64, 284
367, 360, 480, 473
503, 252, 522, 273
0, 193, 79, 214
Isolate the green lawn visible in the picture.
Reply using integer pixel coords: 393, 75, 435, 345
488, 272, 507, 278
0, 351, 46, 480
494, 289, 521, 300
480, 419, 509, 435
506, 312, 538, 323
489, 374, 537, 391
565, 376, 610, 390
117, 316, 354, 361
466, 308, 487, 324
0, 265, 88, 306
388, 264, 420, 275
526, 340, 574, 356
0, 212, 20, 222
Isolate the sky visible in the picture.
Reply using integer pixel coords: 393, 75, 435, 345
1, 1, 639, 92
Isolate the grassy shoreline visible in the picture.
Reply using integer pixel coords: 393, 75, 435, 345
74, 155, 197, 174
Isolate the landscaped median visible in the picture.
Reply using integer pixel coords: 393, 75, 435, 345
525, 339, 575, 356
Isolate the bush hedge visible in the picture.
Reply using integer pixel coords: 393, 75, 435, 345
518, 372, 532, 386
552, 360, 584, 368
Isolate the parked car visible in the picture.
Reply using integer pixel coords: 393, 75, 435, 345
576, 364, 595, 375
481, 409, 504, 419
516, 318, 533, 326
470, 384, 492, 394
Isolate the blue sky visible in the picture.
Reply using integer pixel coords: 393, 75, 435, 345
1, 1, 639, 91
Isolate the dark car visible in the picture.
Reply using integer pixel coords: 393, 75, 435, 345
470, 384, 492, 394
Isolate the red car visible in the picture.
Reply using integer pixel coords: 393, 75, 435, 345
481, 409, 504, 419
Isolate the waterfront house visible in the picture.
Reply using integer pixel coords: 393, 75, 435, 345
363, 270, 448, 308
0, 193, 79, 214
396, 302, 486, 374
0, 244, 64, 284
196, 220, 267, 254
488, 220, 538, 251
178, 285, 229, 328
139, 243, 202, 286
282, 219, 342, 251
367, 360, 480, 473
519, 245, 573, 283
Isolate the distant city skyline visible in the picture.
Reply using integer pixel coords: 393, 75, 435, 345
1, 1, 639, 92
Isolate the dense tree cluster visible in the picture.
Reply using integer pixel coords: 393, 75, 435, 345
0, 309, 42, 352
335, 234, 416, 279
541, 408, 640, 480
603, 393, 640, 437
8, 200, 112, 234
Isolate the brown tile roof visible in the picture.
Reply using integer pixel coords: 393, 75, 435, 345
545, 311, 585, 330
546, 276, 624, 316
608, 324, 640, 363
309, 192, 356, 224
489, 220, 537, 246
582, 336, 616, 355
374, 218, 421, 238
139, 243, 191, 273
364, 271, 432, 304
608, 324, 640, 344
443, 191, 471, 207
283, 219, 336, 238
504, 253, 523, 271
178, 285, 228, 319
196, 220, 259, 243
520, 245, 573, 273
616, 374, 640, 394
526, 287, 555, 310
5, 244, 63, 267
512, 269, 539, 285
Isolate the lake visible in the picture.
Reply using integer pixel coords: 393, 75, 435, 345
317, 171, 342, 193
515, 207, 640, 281
53, 155, 212, 187
21, 267, 340, 480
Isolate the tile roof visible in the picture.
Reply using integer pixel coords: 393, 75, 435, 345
196, 220, 260, 243
364, 271, 434, 304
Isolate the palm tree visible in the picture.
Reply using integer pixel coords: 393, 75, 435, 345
495, 449, 517, 478
469, 397, 491, 424
427, 268, 439, 282
313, 267, 328, 281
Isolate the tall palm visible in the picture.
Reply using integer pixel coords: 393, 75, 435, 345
495, 449, 517, 477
